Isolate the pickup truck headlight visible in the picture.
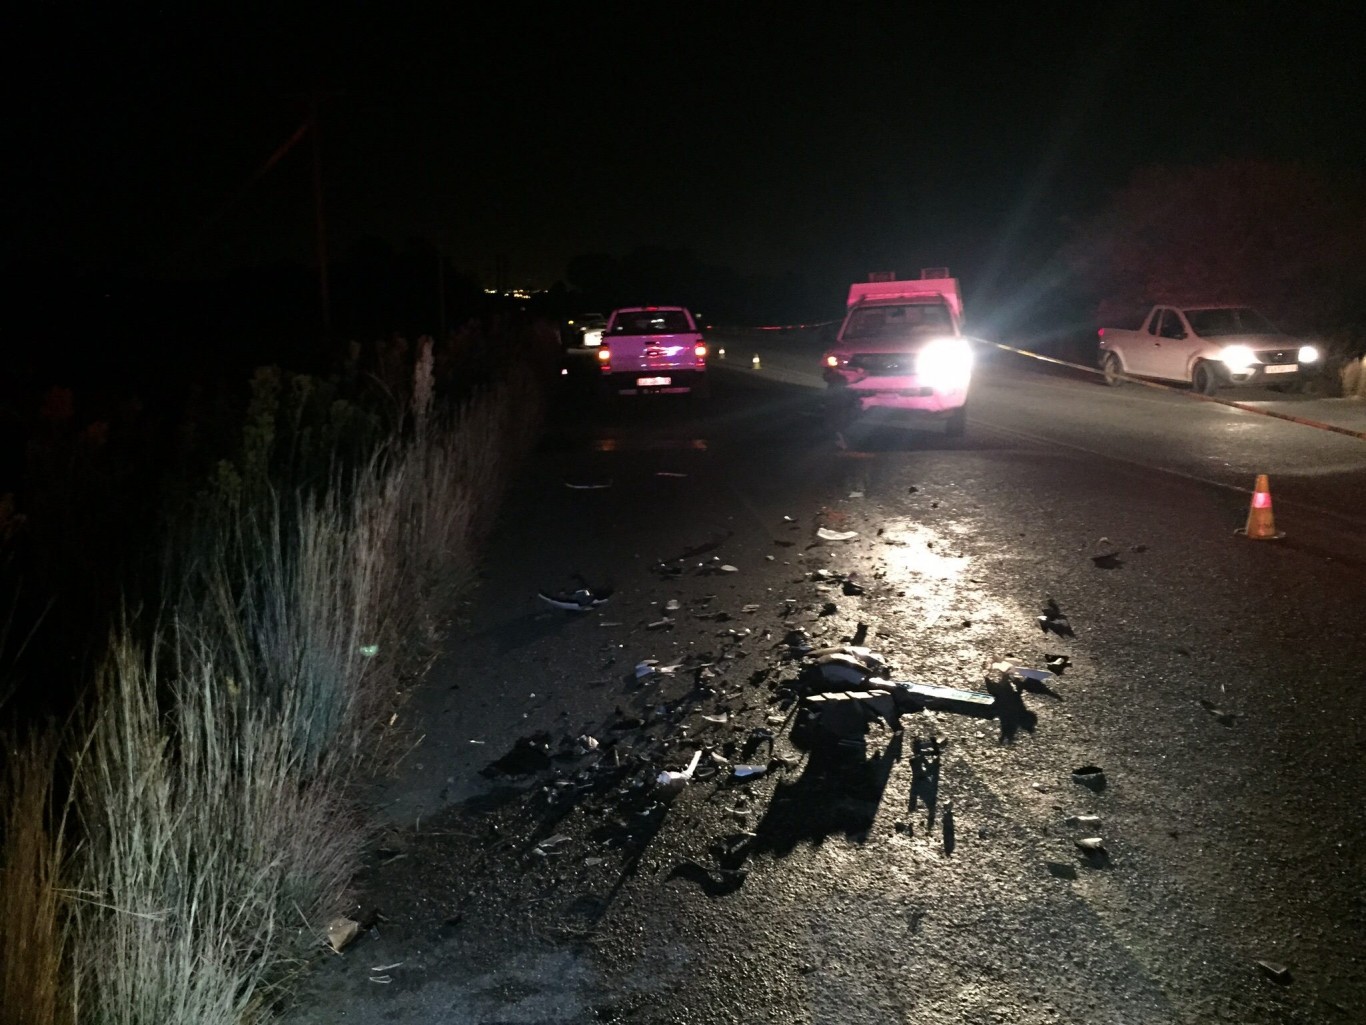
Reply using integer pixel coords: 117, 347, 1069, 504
1298, 345, 1319, 364
917, 337, 974, 391
1218, 344, 1257, 373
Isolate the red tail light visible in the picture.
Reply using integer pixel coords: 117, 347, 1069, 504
1098, 328, 1105, 338
694, 342, 708, 359
597, 347, 611, 362
824, 354, 839, 367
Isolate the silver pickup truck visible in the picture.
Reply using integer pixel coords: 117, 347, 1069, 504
1097, 305, 1320, 394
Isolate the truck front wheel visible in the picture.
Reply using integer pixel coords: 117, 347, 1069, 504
1101, 352, 1124, 387
1192, 361, 1218, 396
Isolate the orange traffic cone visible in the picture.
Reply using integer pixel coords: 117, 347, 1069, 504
1236, 474, 1285, 540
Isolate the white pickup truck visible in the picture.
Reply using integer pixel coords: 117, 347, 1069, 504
1097, 305, 1320, 394
821, 272, 974, 437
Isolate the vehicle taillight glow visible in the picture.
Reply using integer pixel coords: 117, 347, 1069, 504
597, 347, 611, 362
825, 355, 839, 367
694, 342, 708, 358
1098, 328, 1105, 338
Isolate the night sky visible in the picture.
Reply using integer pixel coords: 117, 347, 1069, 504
5, 2, 1364, 301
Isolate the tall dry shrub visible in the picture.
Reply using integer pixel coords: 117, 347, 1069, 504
0, 731, 70, 1025
65, 633, 359, 1025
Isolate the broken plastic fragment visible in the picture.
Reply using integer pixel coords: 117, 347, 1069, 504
326, 917, 361, 952
1072, 765, 1106, 791
1256, 960, 1292, 984
665, 598, 682, 612
656, 471, 688, 478
741, 603, 761, 613
656, 749, 704, 792
1065, 814, 1102, 828
538, 585, 613, 611
635, 660, 660, 679
564, 478, 612, 490
1074, 837, 1105, 852
720, 564, 739, 573
816, 527, 859, 542
991, 660, 1057, 685
732, 764, 767, 778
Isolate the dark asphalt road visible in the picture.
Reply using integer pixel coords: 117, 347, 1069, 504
283, 339, 1366, 1024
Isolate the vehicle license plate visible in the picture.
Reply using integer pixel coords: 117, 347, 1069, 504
1263, 364, 1296, 374
637, 376, 671, 387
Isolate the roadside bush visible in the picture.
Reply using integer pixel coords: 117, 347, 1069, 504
0, 320, 553, 1024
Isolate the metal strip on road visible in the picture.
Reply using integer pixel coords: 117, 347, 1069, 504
984, 339, 1366, 443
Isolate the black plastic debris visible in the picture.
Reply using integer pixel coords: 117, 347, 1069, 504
819, 601, 839, 617
538, 575, 614, 611
1038, 598, 1075, 637
1045, 653, 1071, 674
1198, 698, 1239, 727
872, 680, 995, 717
1256, 960, 1292, 985
1091, 551, 1123, 569
842, 578, 865, 596
482, 733, 554, 777
1072, 765, 1106, 791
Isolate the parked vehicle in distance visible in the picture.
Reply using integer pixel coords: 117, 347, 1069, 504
565, 313, 608, 348
597, 306, 708, 397
1097, 305, 1320, 394
821, 271, 973, 437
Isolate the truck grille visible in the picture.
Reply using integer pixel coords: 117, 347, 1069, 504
849, 353, 913, 375
1257, 349, 1293, 364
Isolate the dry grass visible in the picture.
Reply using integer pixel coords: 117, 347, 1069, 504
0, 731, 70, 1025
1340, 355, 1366, 398
0, 334, 549, 1023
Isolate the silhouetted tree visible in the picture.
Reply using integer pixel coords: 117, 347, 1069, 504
1068, 160, 1366, 345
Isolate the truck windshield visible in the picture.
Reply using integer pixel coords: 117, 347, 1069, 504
1183, 307, 1278, 336
844, 303, 953, 340
610, 310, 693, 335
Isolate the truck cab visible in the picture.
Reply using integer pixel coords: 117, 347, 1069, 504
821, 271, 973, 437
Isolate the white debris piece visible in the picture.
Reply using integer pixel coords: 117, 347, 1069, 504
816, 527, 859, 542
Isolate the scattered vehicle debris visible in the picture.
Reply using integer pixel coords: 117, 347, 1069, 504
1074, 836, 1105, 852
656, 471, 688, 478
732, 763, 767, 778
990, 659, 1057, 685
665, 598, 682, 611
1065, 814, 1101, 828
538, 577, 614, 611
564, 478, 613, 490
817, 527, 859, 542
534, 834, 572, 856
326, 917, 361, 952
1045, 653, 1071, 673
1091, 551, 1124, 569
1198, 698, 1239, 727
646, 617, 674, 630
1256, 960, 1292, 985
1038, 598, 1075, 637
1072, 765, 1106, 791
656, 749, 704, 793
